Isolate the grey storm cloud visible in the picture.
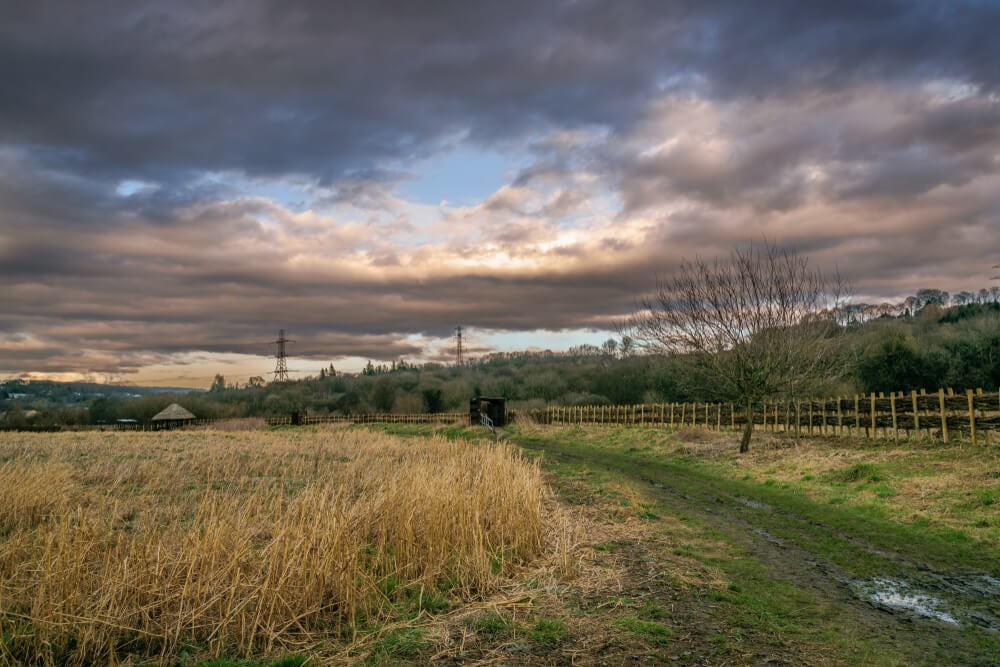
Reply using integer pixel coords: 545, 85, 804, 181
2, 1, 996, 183
2, 0, 1000, 381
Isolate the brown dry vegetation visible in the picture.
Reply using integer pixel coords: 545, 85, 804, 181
0, 428, 554, 665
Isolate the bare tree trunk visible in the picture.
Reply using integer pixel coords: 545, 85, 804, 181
740, 399, 754, 453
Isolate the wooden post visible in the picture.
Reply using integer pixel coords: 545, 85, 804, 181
938, 389, 949, 443
854, 394, 860, 435
870, 393, 876, 439
820, 400, 826, 435
890, 392, 898, 442
967, 389, 977, 446
837, 397, 843, 435
808, 400, 814, 436
704, 402, 710, 429
730, 402, 735, 429
911, 390, 919, 436
717, 403, 722, 430
670, 402, 675, 427
680, 402, 686, 425
795, 401, 801, 438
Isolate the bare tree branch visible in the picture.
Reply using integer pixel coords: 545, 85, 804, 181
625, 241, 848, 452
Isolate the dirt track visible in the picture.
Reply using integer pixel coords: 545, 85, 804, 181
513, 435, 1000, 666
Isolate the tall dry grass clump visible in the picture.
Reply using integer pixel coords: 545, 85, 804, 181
0, 429, 544, 665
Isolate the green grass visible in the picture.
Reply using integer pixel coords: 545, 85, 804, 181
363, 628, 430, 663
612, 617, 672, 645
521, 428, 998, 576
830, 462, 885, 483
469, 611, 513, 640
189, 657, 307, 667
526, 618, 568, 645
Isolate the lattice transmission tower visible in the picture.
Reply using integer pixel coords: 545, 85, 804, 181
271, 329, 295, 382
455, 325, 464, 367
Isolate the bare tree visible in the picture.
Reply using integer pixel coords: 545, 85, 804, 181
625, 242, 847, 452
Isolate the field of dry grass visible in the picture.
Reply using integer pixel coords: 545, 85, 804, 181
0, 427, 553, 665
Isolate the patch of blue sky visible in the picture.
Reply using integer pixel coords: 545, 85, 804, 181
400, 145, 519, 206
115, 179, 157, 196
198, 171, 314, 212
241, 179, 313, 212
477, 328, 615, 354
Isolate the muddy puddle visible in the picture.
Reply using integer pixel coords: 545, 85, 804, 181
849, 574, 1000, 632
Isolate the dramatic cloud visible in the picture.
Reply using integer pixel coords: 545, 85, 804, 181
1, 1, 998, 385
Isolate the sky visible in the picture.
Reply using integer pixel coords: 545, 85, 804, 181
2, 1, 999, 388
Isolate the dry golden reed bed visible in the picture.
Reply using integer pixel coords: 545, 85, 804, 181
0, 428, 546, 665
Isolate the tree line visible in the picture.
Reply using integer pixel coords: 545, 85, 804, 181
4, 246, 999, 449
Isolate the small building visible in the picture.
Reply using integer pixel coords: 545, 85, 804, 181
151, 403, 197, 429
470, 396, 506, 428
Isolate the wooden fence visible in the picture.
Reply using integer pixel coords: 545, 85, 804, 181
540, 388, 1000, 445
265, 412, 466, 427
2, 413, 467, 432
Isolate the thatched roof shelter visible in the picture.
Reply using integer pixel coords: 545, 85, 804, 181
151, 403, 196, 422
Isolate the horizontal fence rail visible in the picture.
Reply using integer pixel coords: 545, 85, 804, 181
265, 412, 466, 427
0, 413, 467, 432
538, 388, 1000, 445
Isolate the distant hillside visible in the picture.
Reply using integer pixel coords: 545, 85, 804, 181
1, 379, 203, 404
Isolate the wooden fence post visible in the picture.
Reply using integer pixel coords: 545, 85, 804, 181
836, 397, 843, 435
890, 392, 898, 442
911, 390, 919, 436
938, 389, 949, 443
869, 393, 877, 439
967, 389, 977, 446
853, 394, 860, 436
730, 402, 735, 429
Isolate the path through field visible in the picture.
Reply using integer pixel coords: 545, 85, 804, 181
512, 431, 1000, 666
